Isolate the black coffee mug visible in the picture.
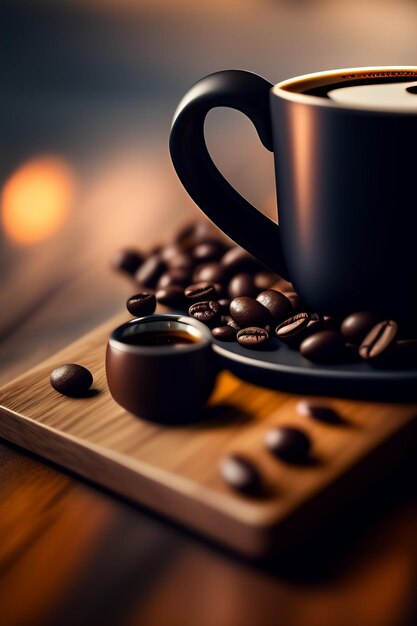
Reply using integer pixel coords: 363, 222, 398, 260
169, 67, 417, 319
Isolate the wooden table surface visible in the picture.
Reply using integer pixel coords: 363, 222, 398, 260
1, 146, 417, 626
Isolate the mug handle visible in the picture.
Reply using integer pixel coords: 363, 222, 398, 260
169, 69, 289, 279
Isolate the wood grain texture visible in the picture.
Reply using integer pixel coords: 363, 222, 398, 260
1, 313, 416, 557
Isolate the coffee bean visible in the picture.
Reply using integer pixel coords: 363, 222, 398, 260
185, 282, 217, 302
217, 298, 230, 314
188, 300, 220, 324
112, 249, 144, 275
230, 296, 271, 328
237, 326, 269, 347
135, 254, 165, 288
212, 325, 237, 341
256, 289, 292, 322
50, 364, 93, 397
174, 221, 214, 247
166, 252, 194, 273
157, 270, 190, 290
160, 243, 183, 263
265, 426, 311, 462
221, 247, 262, 276
126, 291, 156, 317
282, 291, 304, 312
296, 400, 341, 424
275, 312, 310, 345
156, 285, 185, 308
220, 454, 261, 495
193, 241, 226, 263
359, 320, 398, 362
254, 271, 278, 290
341, 311, 380, 345
193, 262, 228, 284
228, 273, 259, 299
300, 330, 346, 364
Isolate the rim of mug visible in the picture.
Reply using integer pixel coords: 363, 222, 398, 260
272, 66, 417, 114
108, 314, 212, 355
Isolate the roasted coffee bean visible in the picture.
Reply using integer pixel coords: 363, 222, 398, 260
230, 296, 271, 328
185, 282, 217, 302
157, 269, 190, 290
134, 254, 165, 288
341, 311, 380, 345
275, 312, 310, 345
193, 241, 226, 263
126, 291, 156, 317
228, 273, 259, 299
237, 326, 269, 348
282, 291, 304, 312
359, 320, 398, 362
193, 262, 228, 285
174, 221, 214, 249
50, 364, 93, 397
221, 247, 262, 277
166, 252, 194, 273
160, 243, 183, 263
188, 300, 220, 324
220, 454, 261, 495
300, 330, 346, 364
296, 400, 342, 424
212, 325, 237, 341
156, 285, 185, 308
227, 318, 240, 331
112, 248, 144, 275
256, 289, 292, 322
254, 271, 278, 290
218, 298, 231, 314
265, 426, 311, 462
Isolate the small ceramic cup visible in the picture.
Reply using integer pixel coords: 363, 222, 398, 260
106, 314, 217, 423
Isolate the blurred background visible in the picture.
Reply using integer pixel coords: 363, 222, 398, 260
1, 0, 417, 381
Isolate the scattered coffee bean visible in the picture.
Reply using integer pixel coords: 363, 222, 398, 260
193, 241, 225, 263
174, 221, 215, 249
228, 273, 259, 299
220, 454, 261, 495
185, 282, 217, 302
126, 291, 156, 317
359, 320, 398, 362
221, 247, 262, 276
135, 254, 165, 288
167, 252, 194, 273
193, 262, 228, 284
275, 312, 310, 345
212, 325, 237, 341
160, 243, 183, 263
265, 426, 311, 462
50, 364, 93, 397
237, 326, 269, 348
341, 311, 380, 345
296, 399, 341, 424
256, 289, 292, 322
112, 249, 144, 275
230, 296, 271, 328
188, 300, 220, 324
300, 330, 346, 364
282, 291, 303, 312
254, 271, 277, 290
156, 285, 185, 308
157, 269, 190, 290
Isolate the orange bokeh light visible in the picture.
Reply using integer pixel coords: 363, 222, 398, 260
1, 155, 75, 244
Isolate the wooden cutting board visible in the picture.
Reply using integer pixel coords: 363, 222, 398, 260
1, 312, 416, 558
